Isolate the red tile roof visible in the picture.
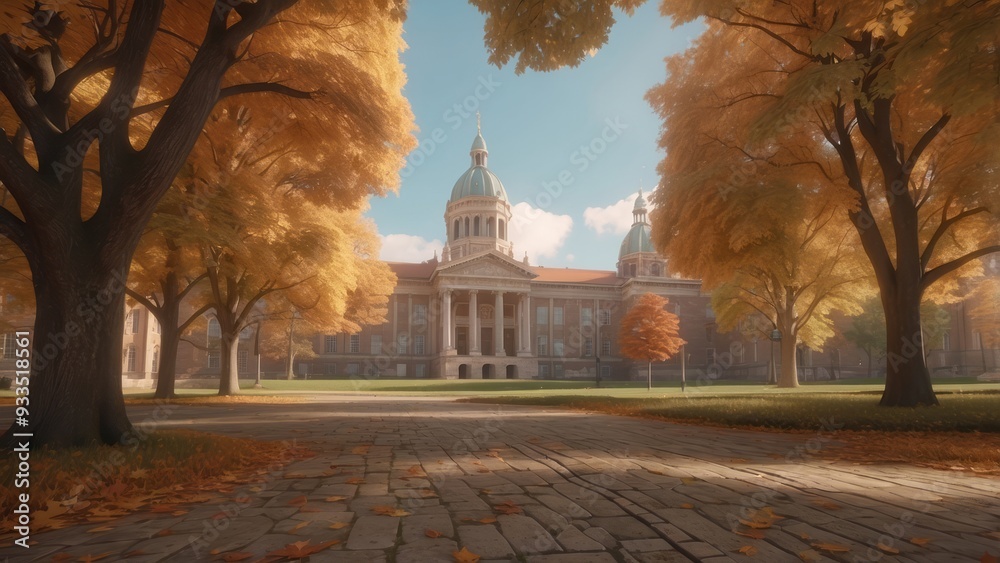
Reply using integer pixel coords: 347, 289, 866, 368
387, 261, 437, 280
531, 267, 622, 285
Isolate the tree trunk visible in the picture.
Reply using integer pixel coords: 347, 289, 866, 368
879, 286, 938, 406
154, 310, 181, 399
647, 361, 652, 391
778, 338, 799, 388
2, 256, 133, 448
218, 333, 240, 396
286, 318, 296, 380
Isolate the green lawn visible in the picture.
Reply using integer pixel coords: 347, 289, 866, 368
465, 392, 1000, 432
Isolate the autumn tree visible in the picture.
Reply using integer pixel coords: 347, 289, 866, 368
619, 293, 685, 390
471, 0, 1000, 406
0, 0, 413, 447
844, 298, 887, 378
969, 276, 1000, 350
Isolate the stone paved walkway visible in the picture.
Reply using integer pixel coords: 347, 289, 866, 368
2, 397, 999, 562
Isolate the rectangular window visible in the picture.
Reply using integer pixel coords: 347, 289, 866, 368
599, 309, 611, 326
346, 362, 360, 375
1, 333, 14, 359
584, 337, 593, 357
602, 339, 612, 356
126, 346, 137, 372
539, 364, 550, 378
706, 326, 714, 345
414, 304, 427, 325
131, 310, 140, 333
581, 307, 593, 326
537, 335, 548, 356
325, 335, 337, 354
238, 348, 249, 372
554, 364, 564, 379
349, 334, 360, 353
973, 332, 983, 351
536, 306, 548, 325
414, 335, 426, 355
553, 339, 564, 357
152, 348, 159, 373
397, 333, 408, 354
706, 348, 716, 365
553, 307, 564, 325
415, 364, 427, 378
600, 365, 611, 379
208, 351, 220, 369
371, 335, 383, 355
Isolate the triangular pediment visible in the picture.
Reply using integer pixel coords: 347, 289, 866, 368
435, 250, 537, 280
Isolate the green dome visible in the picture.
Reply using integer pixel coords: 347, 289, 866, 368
450, 166, 508, 203
619, 223, 655, 259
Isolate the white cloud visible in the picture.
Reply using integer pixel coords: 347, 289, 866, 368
509, 202, 573, 263
379, 234, 442, 262
583, 190, 656, 235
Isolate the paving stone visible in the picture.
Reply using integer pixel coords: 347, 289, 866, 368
588, 517, 658, 540
678, 540, 725, 558
555, 525, 606, 551
536, 494, 593, 519
631, 550, 692, 563
346, 516, 399, 550
620, 538, 674, 552
584, 527, 618, 549
395, 537, 460, 563
525, 553, 617, 562
497, 514, 561, 554
401, 513, 455, 542
457, 525, 516, 559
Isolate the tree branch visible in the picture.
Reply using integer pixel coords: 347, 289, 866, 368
0, 41, 60, 151
904, 113, 951, 173
131, 82, 314, 117
923, 245, 1000, 289
921, 206, 989, 270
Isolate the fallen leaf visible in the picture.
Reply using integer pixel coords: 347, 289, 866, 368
981, 553, 1000, 563
329, 522, 350, 530
372, 505, 411, 517
130, 469, 149, 479
462, 516, 497, 524
289, 520, 310, 533
283, 472, 307, 479
453, 547, 481, 563
346, 478, 365, 485
680, 503, 695, 509
739, 518, 773, 530
494, 501, 522, 515
811, 542, 851, 553
265, 539, 340, 558
426, 528, 443, 538
910, 537, 932, 547
287, 495, 308, 507
736, 545, 758, 556
325, 496, 348, 503
811, 499, 842, 510
87, 526, 114, 533
876, 543, 900, 554
798, 550, 820, 562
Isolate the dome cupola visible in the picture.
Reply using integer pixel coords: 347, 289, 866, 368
443, 116, 514, 260
617, 188, 667, 278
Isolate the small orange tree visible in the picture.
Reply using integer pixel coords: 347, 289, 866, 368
619, 293, 686, 391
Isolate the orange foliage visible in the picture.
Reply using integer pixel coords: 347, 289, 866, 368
618, 293, 686, 363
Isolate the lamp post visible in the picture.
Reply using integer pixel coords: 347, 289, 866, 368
595, 356, 601, 388
680, 344, 686, 392
769, 329, 782, 385
253, 318, 263, 388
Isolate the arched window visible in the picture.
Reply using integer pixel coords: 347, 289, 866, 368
475, 154, 483, 166
487, 217, 495, 237
473, 216, 481, 236
499, 219, 505, 240
208, 318, 221, 338
453, 219, 460, 240
464, 217, 470, 237
650, 263, 661, 277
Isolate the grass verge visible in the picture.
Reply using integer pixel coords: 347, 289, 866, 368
0, 430, 311, 542
466, 392, 1000, 473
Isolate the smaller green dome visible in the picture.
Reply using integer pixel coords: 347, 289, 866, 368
633, 189, 647, 211
619, 223, 655, 259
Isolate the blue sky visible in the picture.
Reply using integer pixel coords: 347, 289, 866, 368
371, 1, 704, 270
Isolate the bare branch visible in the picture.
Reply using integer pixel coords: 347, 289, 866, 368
923, 245, 1000, 289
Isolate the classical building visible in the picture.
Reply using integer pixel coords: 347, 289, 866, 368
303, 126, 728, 380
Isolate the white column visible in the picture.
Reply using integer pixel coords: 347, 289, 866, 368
495, 291, 505, 356
516, 296, 524, 352
442, 290, 452, 351
524, 293, 531, 355
470, 290, 480, 355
